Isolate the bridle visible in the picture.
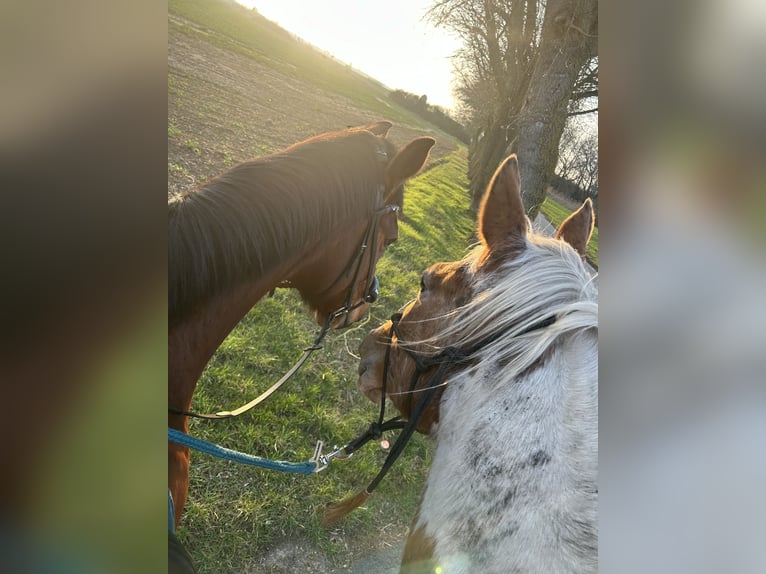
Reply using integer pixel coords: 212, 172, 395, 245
317, 188, 401, 328
169, 146, 400, 421
322, 309, 557, 498
319, 312, 468, 485
313, 140, 396, 326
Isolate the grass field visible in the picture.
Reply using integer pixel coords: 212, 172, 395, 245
169, 1, 598, 569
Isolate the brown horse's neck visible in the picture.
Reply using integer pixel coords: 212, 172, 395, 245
168, 259, 295, 425
167, 214, 368, 427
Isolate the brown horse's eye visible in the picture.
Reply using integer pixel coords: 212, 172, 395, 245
420, 275, 427, 293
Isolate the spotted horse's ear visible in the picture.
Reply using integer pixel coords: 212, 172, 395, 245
478, 154, 528, 257
555, 197, 595, 258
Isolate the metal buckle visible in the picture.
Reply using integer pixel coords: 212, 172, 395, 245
311, 440, 353, 473
375, 204, 400, 215
328, 306, 349, 322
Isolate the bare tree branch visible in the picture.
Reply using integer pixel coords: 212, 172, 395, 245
427, 0, 598, 212
571, 89, 599, 101
568, 107, 598, 117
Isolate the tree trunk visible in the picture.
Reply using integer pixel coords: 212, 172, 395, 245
516, 0, 598, 219
469, 121, 510, 211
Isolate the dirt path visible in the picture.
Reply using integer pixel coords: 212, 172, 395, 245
251, 532, 405, 574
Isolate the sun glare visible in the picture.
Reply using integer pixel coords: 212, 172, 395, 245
237, 0, 460, 110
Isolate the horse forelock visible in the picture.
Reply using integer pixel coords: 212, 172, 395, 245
168, 130, 392, 325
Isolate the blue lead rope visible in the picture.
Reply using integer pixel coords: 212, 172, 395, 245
168, 428, 317, 475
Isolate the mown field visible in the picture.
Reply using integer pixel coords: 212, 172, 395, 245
169, 0, 420, 126
168, 1, 597, 571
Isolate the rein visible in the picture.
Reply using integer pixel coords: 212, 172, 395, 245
168, 309, 338, 420
169, 185, 399, 421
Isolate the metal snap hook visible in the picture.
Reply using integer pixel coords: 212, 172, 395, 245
312, 441, 353, 473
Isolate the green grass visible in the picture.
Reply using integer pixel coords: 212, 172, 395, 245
181, 151, 474, 572
539, 197, 599, 268
169, 0, 422, 126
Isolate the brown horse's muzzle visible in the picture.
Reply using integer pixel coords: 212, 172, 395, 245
325, 275, 380, 329
328, 304, 368, 330
356, 322, 391, 404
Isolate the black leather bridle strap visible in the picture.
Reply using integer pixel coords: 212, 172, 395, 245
365, 363, 445, 493
335, 199, 400, 313
341, 312, 444, 495
341, 311, 406, 456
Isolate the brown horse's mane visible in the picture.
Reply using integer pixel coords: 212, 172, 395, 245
168, 128, 397, 326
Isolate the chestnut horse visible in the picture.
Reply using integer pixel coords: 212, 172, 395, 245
168, 122, 435, 527
357, 155, 597, 573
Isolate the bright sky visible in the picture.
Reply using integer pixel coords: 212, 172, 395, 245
236, 0, 461, 111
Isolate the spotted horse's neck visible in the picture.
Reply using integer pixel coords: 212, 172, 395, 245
401, 331, 598, 574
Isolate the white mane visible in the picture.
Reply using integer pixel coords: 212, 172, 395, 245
435, 234, 597, 365
409, 234, 598, 574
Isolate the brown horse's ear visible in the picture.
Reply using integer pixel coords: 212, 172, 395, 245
365, 121, 393, 137
555, 197, 594, 258
478, 154, 527, 253
384, 137, 436, 201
